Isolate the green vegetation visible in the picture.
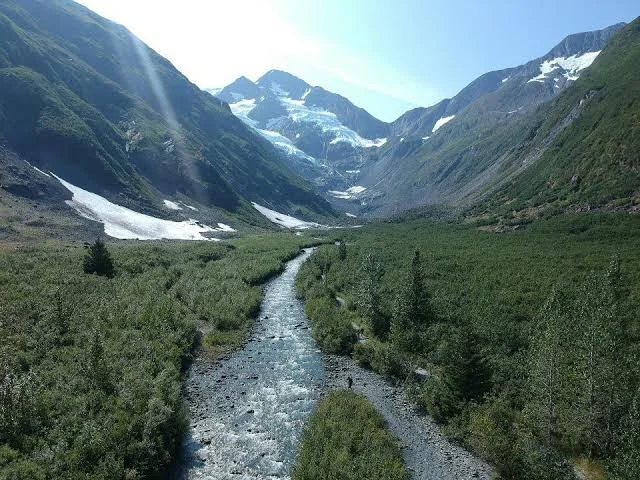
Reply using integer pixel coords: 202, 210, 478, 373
293, 391, 407, 480
0, 234, 317, 479
296, 214, 640, 479
0, 0, 333, 221
476, 18, 640, 218
83, 239, 115, 277
368, 20, 639, 221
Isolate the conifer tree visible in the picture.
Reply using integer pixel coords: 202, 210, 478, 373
0, 360, 36, 444
356, 253, 388, 337
391, 250, 434, 352
83, 239, 115, 278
338, 241, 347, 261
610, 386, 640, 479
571, 272, 620, 458
526, 287, 570, 446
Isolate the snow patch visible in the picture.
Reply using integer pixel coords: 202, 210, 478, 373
330, 135, 386, 148
432, 115, 456, 133
163, 199, 183, 210
53, 174, 218, 241
301, 88, 312, 100
183, 204, 198, 211
251, 202, 320, 229
256, 128, 316, 163
26, 161, 51, 178
229, 92, 245, 102
527, 51, 601, 84
229, 99, 258, 127
229, 99, 316, 164
501, 76, 510, 83
328, 186, 366, 200
345, 169, 360, 174
278, 97, 384, 149
422, 136, 431, 141
269, 82, 289, 97
345, 213, 357, 218
216, 223, 236, 232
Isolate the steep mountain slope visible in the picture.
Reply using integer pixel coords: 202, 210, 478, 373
212, 24, 624, 217
208, 70, 388, 203
0, 0, 333, 240
355, 23, 625, 216
390, 24, 623, 140
472, 18, 640, 218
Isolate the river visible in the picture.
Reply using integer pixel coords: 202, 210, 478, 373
176, 248, 492, 480
177, 248, 323, 479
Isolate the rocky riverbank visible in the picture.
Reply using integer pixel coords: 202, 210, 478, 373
323, 354, 493, 480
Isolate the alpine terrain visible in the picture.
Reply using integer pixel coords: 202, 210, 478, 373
212, 22, 638, 219
0, 0, 334, 241
1, 2, 639, 480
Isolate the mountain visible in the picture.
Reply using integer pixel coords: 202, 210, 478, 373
471, 18, 640, 218
389, 24, 624, 140
211, 23, 626, 217
353, 22, 627, 216
0, 0, 334, 240
208, 70, 389, 207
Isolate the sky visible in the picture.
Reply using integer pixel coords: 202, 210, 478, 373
74, 0, 638, 121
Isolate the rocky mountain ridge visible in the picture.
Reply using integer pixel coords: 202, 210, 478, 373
211, 23, 626, 216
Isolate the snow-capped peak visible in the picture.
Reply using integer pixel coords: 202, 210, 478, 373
220, 71, 389, 164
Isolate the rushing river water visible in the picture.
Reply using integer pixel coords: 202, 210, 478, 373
178, 249, 324, 480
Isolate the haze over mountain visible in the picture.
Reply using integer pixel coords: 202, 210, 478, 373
0, 0, 638, 242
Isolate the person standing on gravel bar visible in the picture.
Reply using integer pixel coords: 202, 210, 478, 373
347, 376, 353, 389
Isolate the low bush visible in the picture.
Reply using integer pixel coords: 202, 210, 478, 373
293, 391, 408, 480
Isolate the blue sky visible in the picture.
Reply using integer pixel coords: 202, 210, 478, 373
76, 0, 638, 121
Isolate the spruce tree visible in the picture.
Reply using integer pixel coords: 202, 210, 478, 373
83, 239, 115, 278
610, 386, 640, 479
526, 286, 570, 446
356, 253, 388, 337
338, 241, 347, 261
571, 272, 620, 459
391, 250, 434, 352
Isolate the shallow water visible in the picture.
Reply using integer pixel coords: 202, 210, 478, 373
178, 249, 324, 479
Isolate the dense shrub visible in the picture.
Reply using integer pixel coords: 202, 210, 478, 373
293, 391, 408, 480
304, 297, 357, 354
295, 214, 640, 477
0, 234, 318, 478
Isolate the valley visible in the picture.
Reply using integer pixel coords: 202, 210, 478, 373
0, 1, 639, 479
